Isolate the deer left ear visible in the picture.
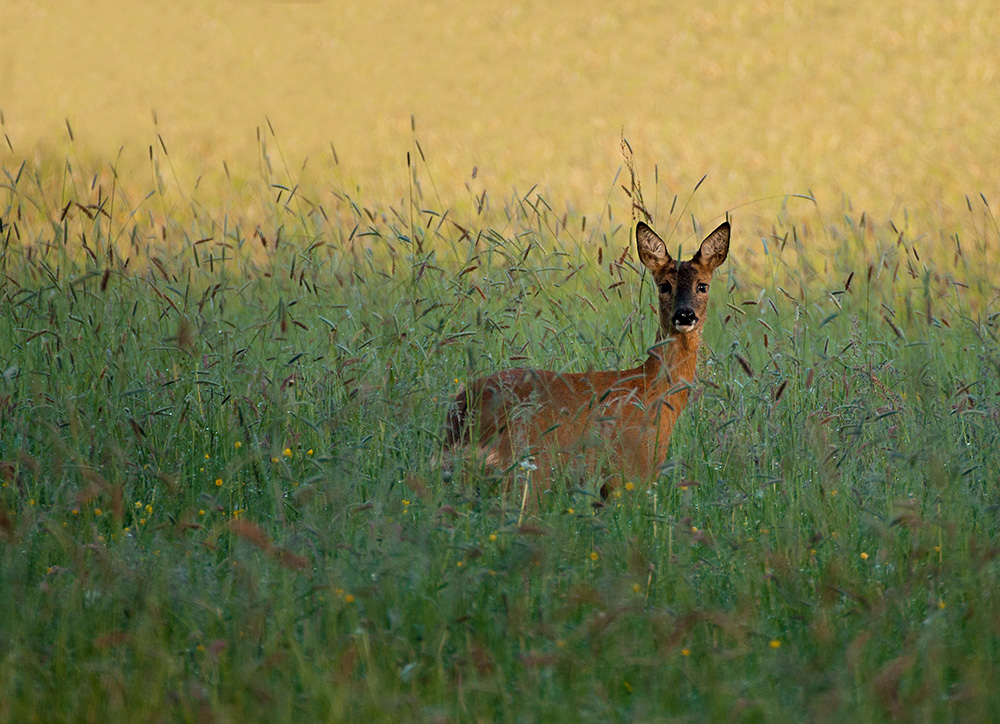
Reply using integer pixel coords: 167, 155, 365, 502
692, 221, 730, 272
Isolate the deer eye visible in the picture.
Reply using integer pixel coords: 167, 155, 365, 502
696, 282, 709, 294
658, 282, 672, 295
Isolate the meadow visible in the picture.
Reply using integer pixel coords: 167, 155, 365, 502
3, 1, 1000, 721
1, 129, 999, 723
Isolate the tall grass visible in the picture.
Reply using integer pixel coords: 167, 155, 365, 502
2, 141, 1000, 722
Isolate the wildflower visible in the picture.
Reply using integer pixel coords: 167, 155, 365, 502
860, 552, 869, 560
519, 458, 538, 472
624, 481, 635, 491
488, 533, 497, 542
94, 508, 103, 516
204, 454, 210, 460
344, 594, 355, 603
72, 509, 79, 515
934, 545, 941, 553
283, 448, 293, 458
307, 449, 314, 456
215, 478, 223, 487
456, 561, 464, 568
681, 648, 691, 657
632, 583, 641, 593
271, 457, 279, 463
135, 501, 142, 509
589, 552, 599, 561
139, 518, 146, 525
234, 441, 242, 449
623, 680, 633, 693
199, 509, 205, 516
567, 507, 575, 515
556, 639, 566, 648
769, 639, 781, 649
145, 504, 153, 514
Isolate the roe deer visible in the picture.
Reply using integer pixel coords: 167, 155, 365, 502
444, 220, 730, 494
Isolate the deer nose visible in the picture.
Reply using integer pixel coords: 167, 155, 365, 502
672, 308, 697, 329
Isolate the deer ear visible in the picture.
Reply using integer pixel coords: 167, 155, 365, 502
636, 222, 672, 272
692, 221, 730, 272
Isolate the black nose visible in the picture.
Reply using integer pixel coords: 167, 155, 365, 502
673, 309, 697, 328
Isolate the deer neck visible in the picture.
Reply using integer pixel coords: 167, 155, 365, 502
641, 329, 700, 395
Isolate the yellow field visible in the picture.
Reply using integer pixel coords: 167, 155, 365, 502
2, 0, 999, 235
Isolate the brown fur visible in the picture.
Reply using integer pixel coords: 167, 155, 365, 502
445, 221, 730, 491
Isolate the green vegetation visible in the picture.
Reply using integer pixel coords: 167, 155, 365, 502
2, 147, 1000, 723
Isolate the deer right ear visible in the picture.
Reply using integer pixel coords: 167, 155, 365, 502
636, 222, 672, 273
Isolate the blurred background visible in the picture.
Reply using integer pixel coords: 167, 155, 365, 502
2, 0, 998, 232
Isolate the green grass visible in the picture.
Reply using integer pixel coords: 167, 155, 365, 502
2, 151, 1000, 723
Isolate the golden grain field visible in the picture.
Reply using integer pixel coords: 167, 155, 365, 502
2, 0, 999, 236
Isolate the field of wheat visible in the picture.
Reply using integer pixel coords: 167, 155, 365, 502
2, 2, 1000, 722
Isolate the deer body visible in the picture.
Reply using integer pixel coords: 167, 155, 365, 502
445, 221, 730, 490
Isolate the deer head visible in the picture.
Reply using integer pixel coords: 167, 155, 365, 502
636, 221, 730, 337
